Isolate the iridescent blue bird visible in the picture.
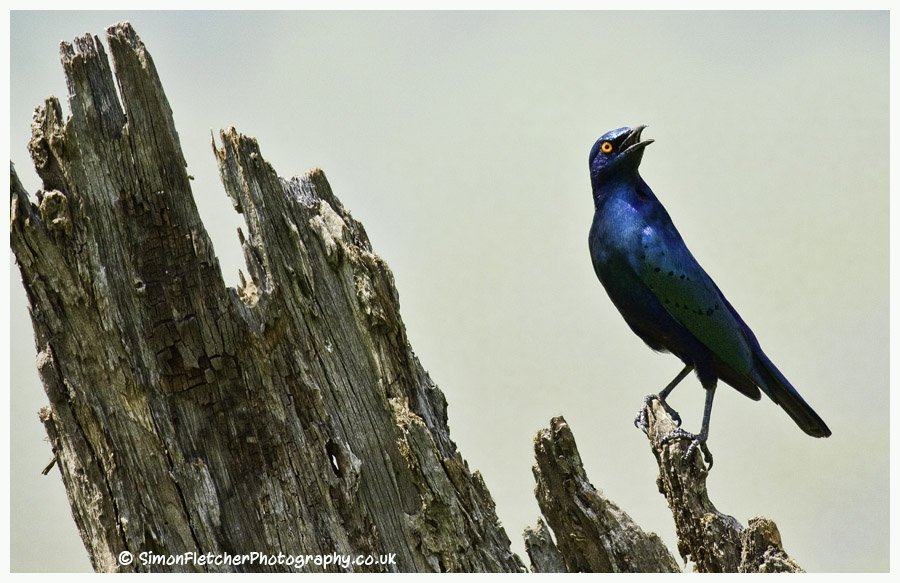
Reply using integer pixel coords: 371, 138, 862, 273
587, 125, 830, 466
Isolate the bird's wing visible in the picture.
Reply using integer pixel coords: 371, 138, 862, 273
637, 225, 754, 378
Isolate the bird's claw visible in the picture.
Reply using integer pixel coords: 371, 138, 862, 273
661, 428, 714, 469
634, 394, 683, 434
633, 395, 654, 434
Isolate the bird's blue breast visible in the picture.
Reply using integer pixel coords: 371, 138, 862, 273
589, 192, 649, 274
588, 194, 678, 352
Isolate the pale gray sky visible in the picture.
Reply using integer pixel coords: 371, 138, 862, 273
9, 11, 889, 572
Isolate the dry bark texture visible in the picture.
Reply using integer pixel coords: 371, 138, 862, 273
11, 23, 524, 573
738, 517, 805, 573
524, 409, 805, 573
529, 417, 681, 573
522, 518, 565, 573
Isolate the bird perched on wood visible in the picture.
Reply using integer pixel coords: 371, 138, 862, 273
587, 125, 830, 467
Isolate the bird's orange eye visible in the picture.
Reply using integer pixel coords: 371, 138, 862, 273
601, 141, 614, 154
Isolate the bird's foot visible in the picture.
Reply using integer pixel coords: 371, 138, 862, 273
634, 394, 682, 434
661, 428, 713, 470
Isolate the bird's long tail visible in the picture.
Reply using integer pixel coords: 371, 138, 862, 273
755, 351, 831, 438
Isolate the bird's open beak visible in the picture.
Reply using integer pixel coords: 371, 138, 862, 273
621, 125, 654, 155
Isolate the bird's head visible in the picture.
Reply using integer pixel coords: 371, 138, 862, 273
589, 125, 654, 188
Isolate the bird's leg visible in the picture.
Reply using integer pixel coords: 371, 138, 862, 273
657, 364, 693, 426
634, 364, 693, 433
662, 384, 716, 469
